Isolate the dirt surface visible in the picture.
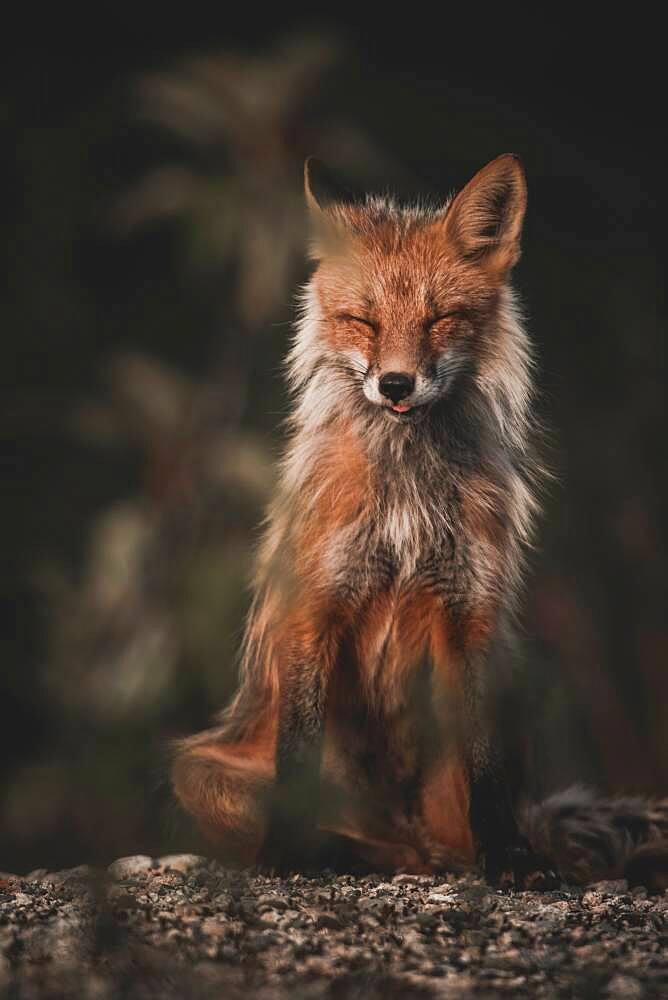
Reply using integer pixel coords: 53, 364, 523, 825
1, 855, 666, 998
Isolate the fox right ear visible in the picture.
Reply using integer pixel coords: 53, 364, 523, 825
304, 157, 353, 215
303, 158, 357, 259
304, 157, 325, 215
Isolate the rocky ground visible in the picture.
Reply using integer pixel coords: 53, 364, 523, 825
0, 856, 666, 999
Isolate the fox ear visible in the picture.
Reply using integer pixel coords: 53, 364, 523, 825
304, 157, 355, 214
443, 154, 527, 272
304, 158, 359, 259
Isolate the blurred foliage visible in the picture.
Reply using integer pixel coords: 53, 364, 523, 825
2, 24, 665, 873
41, 350, 272, 721
115, 35, 391, 330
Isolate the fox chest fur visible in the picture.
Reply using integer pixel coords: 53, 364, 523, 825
263, 418, 515, 683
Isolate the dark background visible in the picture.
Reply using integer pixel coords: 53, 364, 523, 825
2, 15, 665, 874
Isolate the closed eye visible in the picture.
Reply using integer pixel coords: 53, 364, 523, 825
429, 309, 468, 326
335, 313, 377, 332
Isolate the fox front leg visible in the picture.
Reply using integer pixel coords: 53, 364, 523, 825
259, 662, 329, 872
464, 661, 559, 890
468, 746, 540, 888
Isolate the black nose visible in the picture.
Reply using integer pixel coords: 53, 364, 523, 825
378, 372, 415, 404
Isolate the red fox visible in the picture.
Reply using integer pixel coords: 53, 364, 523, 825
173, 155, 668, 888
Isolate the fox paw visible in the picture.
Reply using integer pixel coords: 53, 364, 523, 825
401, 816, 455, 874
484, 842, 560, 891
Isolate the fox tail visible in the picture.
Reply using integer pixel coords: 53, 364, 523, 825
521, 785, 668, 891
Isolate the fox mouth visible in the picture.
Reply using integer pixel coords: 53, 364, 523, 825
383, 402, 427, 422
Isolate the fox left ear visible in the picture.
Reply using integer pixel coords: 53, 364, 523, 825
443, 154, 527, 273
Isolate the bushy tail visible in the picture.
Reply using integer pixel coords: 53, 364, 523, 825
521, 785, 668, 891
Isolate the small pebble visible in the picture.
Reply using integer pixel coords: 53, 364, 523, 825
157, 854, 208, 874
107, 855, 155, 880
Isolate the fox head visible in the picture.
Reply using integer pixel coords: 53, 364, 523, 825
290, 154, 532, 445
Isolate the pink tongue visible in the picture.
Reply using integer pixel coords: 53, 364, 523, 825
392, 403, 412, 413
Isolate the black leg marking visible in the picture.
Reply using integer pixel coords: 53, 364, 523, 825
462, 642, 560, 891
469, 758, 560, 890
259, 666, 328, 872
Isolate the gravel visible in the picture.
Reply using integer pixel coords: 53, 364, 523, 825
0, 856, 666, 998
